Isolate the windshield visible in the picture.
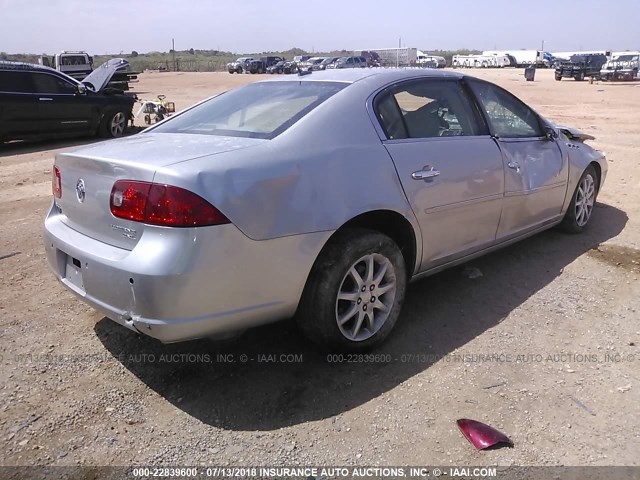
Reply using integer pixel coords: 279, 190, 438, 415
614, 55, 638, 62
152, 81, 347, 140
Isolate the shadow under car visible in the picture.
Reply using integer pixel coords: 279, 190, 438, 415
95, 202, 627, 431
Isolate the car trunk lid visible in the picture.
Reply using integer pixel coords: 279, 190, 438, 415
54, 133, 264, 249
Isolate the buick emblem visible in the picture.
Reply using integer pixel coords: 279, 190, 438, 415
75, 179, 86, 203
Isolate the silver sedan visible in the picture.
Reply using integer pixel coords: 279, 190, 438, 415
44, 69, 607, 351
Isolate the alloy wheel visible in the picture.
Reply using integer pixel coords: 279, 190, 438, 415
575, 173, 595, 226
335, 253, 397, 341
110, 112, 126, 137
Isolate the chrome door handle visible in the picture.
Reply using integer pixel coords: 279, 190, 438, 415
39, 97, 53, 101
507, 161, 521, 173
411, 165, 440, 180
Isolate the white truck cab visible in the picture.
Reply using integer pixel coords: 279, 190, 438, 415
39, 51, 93, 80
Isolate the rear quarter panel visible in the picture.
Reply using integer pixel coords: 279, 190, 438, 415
152, 79, 419, 243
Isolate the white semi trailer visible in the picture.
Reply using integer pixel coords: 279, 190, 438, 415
482, 50, 544, 67
416, 51, 446, 68
452, 54, 511, 68
551, 50, 612, 62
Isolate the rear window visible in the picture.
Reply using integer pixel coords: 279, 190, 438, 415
60, 56, 88, 66
0, 71, 34, 93
152, 81, 347, 140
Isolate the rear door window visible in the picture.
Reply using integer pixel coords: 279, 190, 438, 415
0, 71, 35, 93
32, 73, 77, 94
375, 79, 485, 139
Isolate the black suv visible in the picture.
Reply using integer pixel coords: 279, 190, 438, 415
555, 54, 608, 81
246, 56, 284, 74
0, 61, 135, 142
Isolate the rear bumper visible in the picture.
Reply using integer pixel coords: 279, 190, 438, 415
43, 202, 330, 342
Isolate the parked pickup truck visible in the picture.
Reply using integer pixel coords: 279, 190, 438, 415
39, 51, 93, 80
555, 54, 608, 81
600, 53, 639, 81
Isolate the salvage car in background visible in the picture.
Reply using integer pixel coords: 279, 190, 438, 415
267, 61, 287, 74
0, 60, 135, 142
299, 57, 327, 72
44, 69, 606, 351
328, 56, 368, 69
226, 57, 254, 74
318, 57, 341, 70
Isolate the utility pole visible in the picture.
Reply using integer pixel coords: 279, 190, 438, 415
172, 38, 176, 71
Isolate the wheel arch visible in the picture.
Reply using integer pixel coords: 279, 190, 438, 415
318, 209, 419, 278
589, 160, 602, 192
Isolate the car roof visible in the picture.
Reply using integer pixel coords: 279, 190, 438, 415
0, 60, 82, 85
0, 60, 58, 73
260, 67, 463, 85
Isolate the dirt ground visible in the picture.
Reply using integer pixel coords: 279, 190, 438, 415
1, 68, 639, 469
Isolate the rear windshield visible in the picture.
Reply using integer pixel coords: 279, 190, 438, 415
60, 56, 89, 65
152, 81, 347, 139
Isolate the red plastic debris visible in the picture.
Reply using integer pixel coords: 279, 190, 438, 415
456, 418, 513, 450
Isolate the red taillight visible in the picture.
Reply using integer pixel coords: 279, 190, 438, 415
110, 180, 230, 227
52, 166, 62, 198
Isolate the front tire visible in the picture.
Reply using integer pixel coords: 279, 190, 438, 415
100, 111, 127, 138
560, 165, 598, 233
296, 229, 407, 352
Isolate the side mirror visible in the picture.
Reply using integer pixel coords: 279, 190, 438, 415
544, 125, 558, 141
76, 84, 87, 95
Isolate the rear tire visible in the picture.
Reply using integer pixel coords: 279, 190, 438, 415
575, 72, 585, 81
296, 228, 407, 352
560, 165, 598, 233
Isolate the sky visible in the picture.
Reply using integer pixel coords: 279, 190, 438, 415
2, 0, 639, 55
